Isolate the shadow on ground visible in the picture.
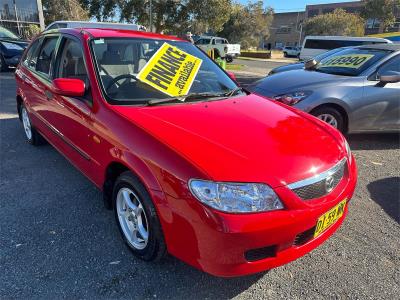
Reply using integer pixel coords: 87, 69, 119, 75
367, 177, 400, 224
347, 133, 400, 151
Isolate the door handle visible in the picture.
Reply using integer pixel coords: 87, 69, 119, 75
45, 90, 53, 100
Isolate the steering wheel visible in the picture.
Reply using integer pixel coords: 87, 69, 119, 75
106, 74, 137, 92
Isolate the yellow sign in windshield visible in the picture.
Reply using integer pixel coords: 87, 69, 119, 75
137, 43, 202, 97
320, 54, 374, 69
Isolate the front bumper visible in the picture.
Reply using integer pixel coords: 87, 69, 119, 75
161, 154, 357, 277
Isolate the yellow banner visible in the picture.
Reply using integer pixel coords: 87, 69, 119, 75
137, 43, 203, 97
320, 54, 374, 69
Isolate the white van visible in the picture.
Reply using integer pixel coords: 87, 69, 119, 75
45, 21, 146, 32
299, 36, 392, 60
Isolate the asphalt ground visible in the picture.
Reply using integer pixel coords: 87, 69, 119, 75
230, 58, 295, 75
0, 69, 399, 299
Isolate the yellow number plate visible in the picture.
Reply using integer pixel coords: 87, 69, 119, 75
314, 199, 347, 238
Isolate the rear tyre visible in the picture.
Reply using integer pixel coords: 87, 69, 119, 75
20, 104, 45, 145
113, 171, 166, 261
311, 106, 345, 133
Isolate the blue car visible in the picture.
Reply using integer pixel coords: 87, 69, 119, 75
0, 26, 29, 71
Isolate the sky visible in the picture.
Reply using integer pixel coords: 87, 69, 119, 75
238, 0, 361, 12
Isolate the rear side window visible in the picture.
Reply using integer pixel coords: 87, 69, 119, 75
23, 38, 41, 69
36, 37, 58, 76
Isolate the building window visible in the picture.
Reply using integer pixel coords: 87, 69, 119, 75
308, 9, 319, 18
322, 8, 334, 14
276, 26, 291, 34
366, 18, 381, 29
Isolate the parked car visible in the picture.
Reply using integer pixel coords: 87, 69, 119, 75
299, 35, 392, 61
16, 28, 356, 277
269, 47, 349, 75
250, 44, 400, 134
45, 21, 146, 31
195, 36, 240, 62
283, 46, 300, 57
0, 26, 29, 71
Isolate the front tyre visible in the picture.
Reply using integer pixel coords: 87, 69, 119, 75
113, 171, 166, 261
226, 55, 233, 63
311, 106, 345, 133
20, 104, 45, 145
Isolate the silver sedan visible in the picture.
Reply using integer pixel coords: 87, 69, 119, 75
250, 44, 400, 133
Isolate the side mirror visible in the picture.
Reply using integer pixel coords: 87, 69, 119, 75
226, 71, 237, 82
52, 78, 85, 97
379, 72, 400, 84
304, 59, 318, 70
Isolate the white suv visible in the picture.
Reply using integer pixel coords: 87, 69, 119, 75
283, 46, 300, 58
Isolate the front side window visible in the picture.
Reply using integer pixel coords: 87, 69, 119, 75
377, 55, 400, 76
91, 38, 238, 104
315, 48, 391, 76
36, 37, 58, 76
57, 38, 89, 85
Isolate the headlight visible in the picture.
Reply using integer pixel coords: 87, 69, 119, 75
189, 180, 284, 213
273, 91, 311, 105
1, 42, 24, 50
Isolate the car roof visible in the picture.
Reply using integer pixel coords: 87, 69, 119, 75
355, 43, 400, 51
51, 28, 185, 41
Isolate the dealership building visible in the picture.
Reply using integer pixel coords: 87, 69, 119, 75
0, 0, 44, 37
266, 0, 400, 49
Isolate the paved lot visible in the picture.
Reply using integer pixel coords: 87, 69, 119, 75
0, 70, 399, 299
230, 58, 296, 75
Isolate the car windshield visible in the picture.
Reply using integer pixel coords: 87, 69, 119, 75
91, 38, 238, 104
0, 27, 19, 39
315, 48, 391, 76
314, 47, 346, 61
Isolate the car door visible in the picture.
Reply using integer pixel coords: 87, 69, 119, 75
362, 55, 400, 131
49, 35, 101, 177
20, 35, 60, 139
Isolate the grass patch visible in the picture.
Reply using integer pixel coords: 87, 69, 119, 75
226, 64, 245, 71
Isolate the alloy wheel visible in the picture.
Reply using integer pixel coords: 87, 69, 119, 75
21, 107, 33, 140
116, 187, 149, 250
317, 113, 338, 128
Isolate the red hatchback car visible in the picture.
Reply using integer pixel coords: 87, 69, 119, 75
15, 28, 357, 277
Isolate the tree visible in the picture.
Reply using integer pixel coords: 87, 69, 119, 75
42, 0, 89, 24
361, 0, 400, 31
304, 8, 365, 36
81, 0, 232, 35
187, 0, 232, 34
219, 1, 273, 49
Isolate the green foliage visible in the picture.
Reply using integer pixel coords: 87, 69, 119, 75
304, 8, 365, 36
187, 0, 232, 34
80, 0, 231, 34
43, 0, 89, 24
361, 0, 400, 31
24, 24, 41, 40
219, 1, 273, 49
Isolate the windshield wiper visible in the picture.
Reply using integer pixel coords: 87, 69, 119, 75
146, 92, 226, 106
223, 87, 247, 97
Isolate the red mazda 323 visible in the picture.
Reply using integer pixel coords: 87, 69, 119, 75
15, 28, 357, 277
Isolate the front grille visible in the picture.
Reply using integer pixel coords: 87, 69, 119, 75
288, 158, 347, 200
